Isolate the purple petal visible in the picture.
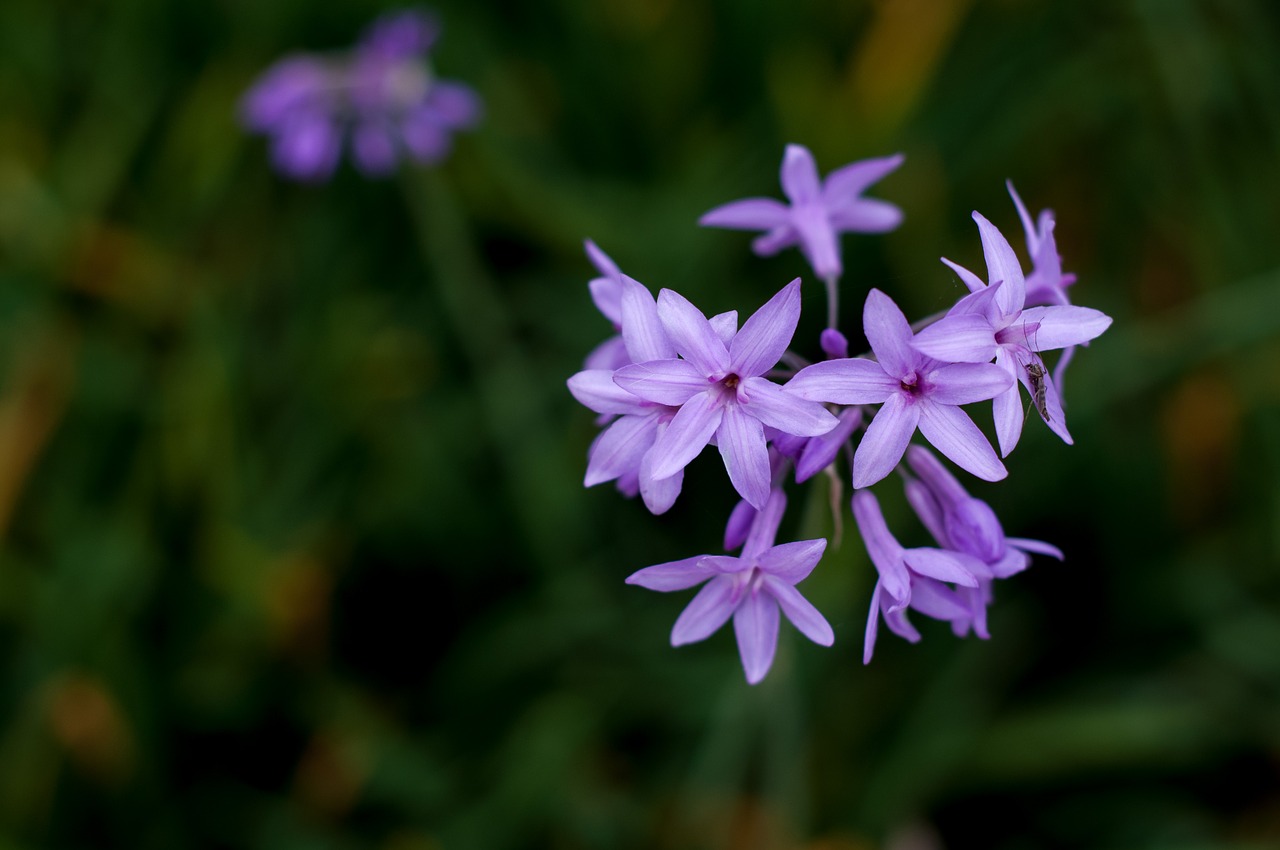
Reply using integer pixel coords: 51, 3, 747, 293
863, 289, 916, 379
699, 198, 790, 231
724, 499, 756, 551
820, 328, 849, 359
752, 226, 798, 256
241, 57, 329, 130
709, 311, 739, 346
916, 401, 1006, 482
902, 548, 980, 587
863, 582, 884, 664
584, 335, 629, 371
585, 239, 621, 279
585, 414, 658, 486
884, 605, 922, 642
620, 276, 674, 363
656, 289, 731, 377
851, 491, 910, 602
671, 576, 739, 645
271, 115, 342, 181
780, 144, 821, 204
733, 591, 780, 684
757, 539, 827, 584
822, 153, 904, 204
717, 406, 771, 510
941, 257, 988, 294
1007, 180, 1039, 256
904, 480, 947, 547
926, 362, 1014, 405
852, 392, 919, 489
763, 576, 834, 646
911, 314, 998, 364
828, 199, 904, 233
793, 205, 841, 279
701, 555, 748, 574
613, 360, 707, 406
352, 121, 399, 175
731, 279, 802, 377
626, 555, 712, 591
422, 80, 482, 129
973, 212, 1025, 318
639, 430, 683, 514
740, 377, 837, 437
1026, 365, 1073, 445
1019, 306, 1112, 351
567, 369, 647, 415
991, 350, 1024, 457
795, 406, 862, 482
740, 488, 788, 559
647, 392, 723, 480
359, 9, 439, 58
1008, 537, 1065, 560
786, 358, 897, 404
401, 113, 450, 163
588, 275, 623, 326
908, 577, 973, 621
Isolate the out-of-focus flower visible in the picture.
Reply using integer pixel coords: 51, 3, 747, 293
241, 8, 480, 181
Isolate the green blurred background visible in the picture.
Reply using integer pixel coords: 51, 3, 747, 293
1, 0, 1278, 848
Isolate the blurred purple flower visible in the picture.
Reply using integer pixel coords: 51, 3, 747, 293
627, 490, 833, 684
241, 8, 480, 181
786, 288, 1011, 488
700, 145, 904, 281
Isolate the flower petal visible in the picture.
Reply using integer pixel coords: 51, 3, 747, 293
973, 211, 1025, 318
723, 499, 756, 551
568, 369, 647, 415
927, 362, 1014, 405
852, 391, 919, 488
752, 226, 798, 256
731, 279, 802, 377
911, 314, 998, 364
863, 289, 916, 379
699, 198, 791, 231
620, 276, 674, 363
902, 548, 981, 587
763, 576, 834, 646
717, 405, 771, 510
794, 205, 841, 278
795, 406, 862, 482
626, 555, 712, 591
758, 539, 827, 583
824, 152, 905, 199
709, 311, 739, 346
741, 488, 788, 558
908, 577, 973, 621
585, 238, 621, 279
671, 576, 738, 645
1008, 537, 1065, 560
991, 349, 1024, 457
851, 491, 910, 602
585, 414, 658, 486
916, 401, 1006, 481
828, 198, 904, 233
733, 591, 781, 684
741, 377, 837, 437
639, 426, 683, 514
1019, 306, 1112, 350
1006, 180, 1040, 256
780, 144, 821, 204
785, 358, 897, 404
647, 391, 723, 480
656, 289, 731, 376
941, 257, 988, 294
613, 360, 707, 406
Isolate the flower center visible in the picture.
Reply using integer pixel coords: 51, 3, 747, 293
899, 370, 921, 395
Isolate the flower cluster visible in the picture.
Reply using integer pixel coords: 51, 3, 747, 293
570, 145, 1111, 683
241, 9, 480, 181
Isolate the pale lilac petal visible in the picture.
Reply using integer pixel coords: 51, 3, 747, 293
883, 605, 921, 642
989, 549, 1031, 579
927, 363, 1013, 405
941, 257, 988, 294
733, 591, 780, 684
740, 377, 837, 437
1006, 180, 1039, 256
902, 548, 980, 587
991, 349, 1024, 457
671, 576, 738, 645
852, 392, 919, 489
752, 226, 798, 256
863, 581, 883, 664
1027, 366, 1073, 445
701, 555, 748, 574
828, 199, 903, 233
959, 584, 991, 639
647, 392, 723, 480
741, 488, 787, 558
1053, 344, 1076, 393
585, 239, 621, 279
795, 406, 862, 482
944, 498, 1007, 563
909, 578, 973, 621
731, 279, 801, 377
793, 206, 841, 279
626, 555, 712, 591
724, 500, 756, 551
585, 414, 658, 486
904, 480, 947, 547
757, 539, 827, 584
822, 153, 904, 204
1008, 537, 1065, 560
852, 490, 909, 602
584, 336, 629, 371
588, 278, 623, 326
613, 360, 708, 406
1019, 306, 1112, 351
763, 577, 834, 646
863, 289, 916, 379
567, 369, 648, 415
620, 276, 674, 363
717, 406, 770, 510
916, 401, 1006, 482
709, 311, 739, 346
820, 328, 849, 359
699, 198, 791, 230
639, 427, 683, 514
780, 144, 821, 204
656, 289, 731, 376
973, 212, 1025, 318
911, 314, 998, 364
947, 281, 1004, 322
785, 358, 897, 404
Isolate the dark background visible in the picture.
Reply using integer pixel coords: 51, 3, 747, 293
0, 1, 1278, 848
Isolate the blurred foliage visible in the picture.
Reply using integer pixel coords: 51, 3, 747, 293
0, 0, 1279, 848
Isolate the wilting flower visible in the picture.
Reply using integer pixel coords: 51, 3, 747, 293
612, 280, 838, 510
627, 490, 833, 684
786, 288, 1012, 488
241, 8, 480, 181
700, 145, 904, 282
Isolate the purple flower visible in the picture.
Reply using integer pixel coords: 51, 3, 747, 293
613, 280, 839, 510
241, 8, 480, 181
786, 289, 1012, 488
627, 490, 833, 684
903, 445, 1062, 637
1008, 182, 1076, 308
853, 490, 987, 664
581, 240, 631, 371
910, 212, 1111, 455
700, 145, 904, 282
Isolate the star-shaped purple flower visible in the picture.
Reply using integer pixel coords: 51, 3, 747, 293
613, 280, 839, 510
785, 288, 1012, 488
626, 490, 833, 684
699, 145, 904, 283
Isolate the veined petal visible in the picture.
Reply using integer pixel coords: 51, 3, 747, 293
863, 289, 916, 379
916, 401, 1006, 481
912, 314, 999, 364
699, 197, 790, 230
822, 153, 905, 204
992, 349, 1024, 457
671, 576, 738, 645
758, 539, 827, 583
780, 144, 821, 204
828, 198, 903, 233
733, 591, 781, 684
568, 369, 648, 415
1019, 306, 1112, 350
657, 289, 731, 376
852, 391, 919, 489
614, 360, 708, 406
927, 362, 1014, 405
717, 406, 771, 510
785, 358, 897, 404
741, 377, 838, 437
639, 431, 683, 514
763, 577, 834, 646
620, 276, 673, 363
647, 391, 723, 480
902, 548, 981, 587
973, 211, 1025, 317
731, 279, 802, 377
626, 555, 712, 591
863, 581, 883, 664
585, 414, 658, 486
